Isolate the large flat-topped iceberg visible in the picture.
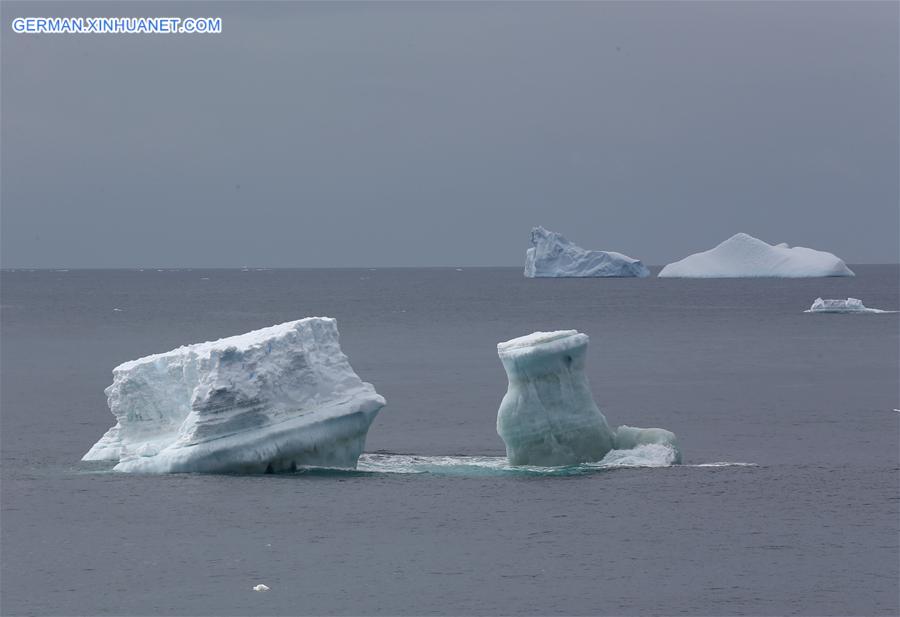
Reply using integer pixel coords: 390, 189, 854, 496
805, 297, 894, 314
496, 330, 679, 466
83, 318, 385, 473
658, 233, 854, 278
524, 226, 650, 278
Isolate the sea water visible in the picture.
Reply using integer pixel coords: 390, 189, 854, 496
1, 267, 897, 615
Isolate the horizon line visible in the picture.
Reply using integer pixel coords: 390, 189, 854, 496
3, 263, 900, 272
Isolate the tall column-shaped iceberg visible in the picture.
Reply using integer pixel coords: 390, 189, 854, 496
496, 330, 680, 466
83, 317, 385, 474
496, 331, 615, 465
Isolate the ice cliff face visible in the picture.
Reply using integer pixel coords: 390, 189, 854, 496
496, 330, 679, 466
659, 233, 854, 278
83, 317, 385, 473
524, 227, 650, 278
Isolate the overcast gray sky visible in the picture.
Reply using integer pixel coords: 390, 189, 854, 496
1, 1, 897, 267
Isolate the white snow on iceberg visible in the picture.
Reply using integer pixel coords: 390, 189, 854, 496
805, 297, 895, 314
496, 330, 680, 466
524, 226, 650, 278
658, 233, 854, 278
83, 317, 385, 474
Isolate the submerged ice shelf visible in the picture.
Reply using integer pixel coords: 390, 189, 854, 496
83, 317, 385, 473
524, 226, 650, 278
354, 446, 709, 476
659, 232, 854, 278
496, 330, 680, 466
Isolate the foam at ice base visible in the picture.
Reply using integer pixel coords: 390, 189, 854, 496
496, 329, 680, 466
597, 443, 680, 467
658, 232, 854, 278
524, 226, 650, 278
805, 297, 894, 314
82, 317, 385, 474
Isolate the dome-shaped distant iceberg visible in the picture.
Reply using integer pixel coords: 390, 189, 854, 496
658, 233, 854, 278
805, 297, 894, 314
524, 226, 650, 278
496, 330, 680, 466
83, 317, 385, 473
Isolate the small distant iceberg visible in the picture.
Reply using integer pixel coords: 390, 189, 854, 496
83, 317, 385, 473
805, 297, 895, 314
524, 226, 650, 278
495, 330, 680, 466
658, 233, 854, 278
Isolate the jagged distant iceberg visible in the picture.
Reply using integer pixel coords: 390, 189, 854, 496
805, 298, 895, 314
524, 226, 650, 278
658, 233, 854, 278
496, 330, 680, 466
83, 317, 385, 473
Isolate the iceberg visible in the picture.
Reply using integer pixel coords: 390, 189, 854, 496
495, 330, 680, 466
805, 297, 894, 314
658, 232, 854, 278
524, 226, 650, 278
83, 317, 385, 474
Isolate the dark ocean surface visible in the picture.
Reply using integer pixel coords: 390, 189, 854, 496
1, 267, 898, 616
